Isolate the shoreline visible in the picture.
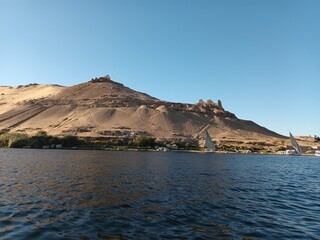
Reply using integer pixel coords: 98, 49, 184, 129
1, 146, 318, 156
1, 131, 319, 155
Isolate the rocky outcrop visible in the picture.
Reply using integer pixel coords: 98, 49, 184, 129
90, 75, 111, 83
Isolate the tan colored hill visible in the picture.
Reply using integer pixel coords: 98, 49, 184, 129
3, 75, 312, 150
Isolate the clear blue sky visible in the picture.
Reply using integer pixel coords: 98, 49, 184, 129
1, 0, 319, 136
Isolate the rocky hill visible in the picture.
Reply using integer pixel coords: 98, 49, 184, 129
0, 75, 285, 146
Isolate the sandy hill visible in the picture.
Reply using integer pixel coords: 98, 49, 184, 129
0, 75, 288, 146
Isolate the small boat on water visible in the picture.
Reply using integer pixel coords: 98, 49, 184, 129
315, 150, 320, 157
156, 147, 169, 152
286, 132, 302, 155
203, 129, 215, 152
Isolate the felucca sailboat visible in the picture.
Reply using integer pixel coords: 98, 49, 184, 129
286, 132, 302, 155
204, 129, 216, 152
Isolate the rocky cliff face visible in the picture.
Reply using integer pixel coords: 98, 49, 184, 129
0, 75, 284, 142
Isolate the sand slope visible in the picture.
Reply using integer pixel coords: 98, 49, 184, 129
0, 76, 286, 144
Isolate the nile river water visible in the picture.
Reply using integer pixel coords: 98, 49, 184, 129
0, 149, 319, 239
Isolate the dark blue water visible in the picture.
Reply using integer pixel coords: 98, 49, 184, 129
0, 149, 319, 239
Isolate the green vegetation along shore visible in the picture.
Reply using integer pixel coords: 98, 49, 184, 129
1, 131, 319, 154
0, 131, 195, 151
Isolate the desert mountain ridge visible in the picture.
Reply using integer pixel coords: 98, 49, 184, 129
0, 75, 291, 148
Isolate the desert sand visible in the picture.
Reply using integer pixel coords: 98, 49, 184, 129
0, 76, 319, 151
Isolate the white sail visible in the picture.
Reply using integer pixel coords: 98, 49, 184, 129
289, 132, 302, 155
204, 130, 216, 152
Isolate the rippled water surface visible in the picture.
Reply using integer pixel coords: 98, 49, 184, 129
1, 149, 320, 239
